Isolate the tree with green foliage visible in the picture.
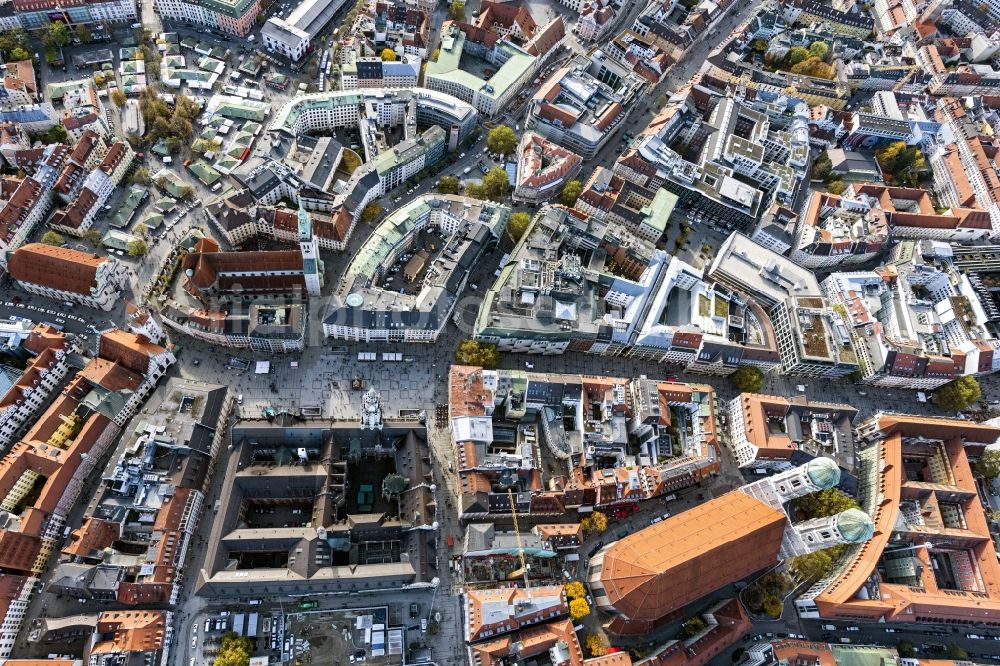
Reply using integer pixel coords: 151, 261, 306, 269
750, 38, 768, 53
790, 55, 834, 79
0, 28, 29, 59
381, 48, 397, 62
932, 375, 981, 412
43, 124, 69, 145
437, 175, 460, 194
40, 230, 64, 246
213, 633, 252, 666
448, 0, 465, 21
561, 179, 582, 207
454, 339, 500, 368
976, 449, 1000, 479
82, 228, 103, 248
944, 643, 968, 660
809, 41, 829, 60
110, 89, 127, 108
744, 584, 764, 611
130, 168, 150, 186
876, 141, 927, 186
482, 167, 510, 201
581, 511, 608, 534
811, 151, 832, 180
41, 22, 70, 50
791, 546, 845, 583
795, 488, 858, 519
9, 47, 30, 61
786, 46, 810, 66
897, 641, 916, 658
74, 23, 92, 44
139, 42, 161, 71
828, 180, 847, 195
127, 239, 148, 256
680, 616, 706, 638
487, 125, 518, 156
729, 366, 764, 393
361, 203, 384, 224
464, 182, 486, 199
762, 594, 783, 618
507, 211, 531, 243
139, 88, 201, 145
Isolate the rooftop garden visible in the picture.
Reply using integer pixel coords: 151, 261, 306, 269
801, 315, 830, 357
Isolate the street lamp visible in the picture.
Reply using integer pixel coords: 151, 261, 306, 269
883, 541, 933, 555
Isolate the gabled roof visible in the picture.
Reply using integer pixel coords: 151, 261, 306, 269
7, 243, 106, 295
598, 492, 786, 623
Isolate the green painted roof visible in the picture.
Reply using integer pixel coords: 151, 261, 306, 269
154, 169, 188, 197
110, 185, 146, 228
102, 229, 140, 251
188, 160, 222, 185
199, 0, 257, 19
213, 102, 267, 122
640, 188, 678, 234
425, 28, 535, 103
144, 213, 165, 229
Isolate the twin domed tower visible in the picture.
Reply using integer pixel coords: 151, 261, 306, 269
738, 457, 874, 559
589, 457, 874, 635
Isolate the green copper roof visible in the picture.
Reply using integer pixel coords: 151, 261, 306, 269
835, 508, 875, 544
806, 457, 841, 489
200, 0, 258, 19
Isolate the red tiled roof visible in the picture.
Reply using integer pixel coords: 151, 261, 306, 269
5, 59, 36, 93
99, 141, 129, 175
50, 186, 99, 230
525, 17, 565, 57
180, 245, 306, 297
7, 243, 104, 295
0, 177, 41, 242
70, 130, 101, 164
97, 329, 169, 375
477, 0, 537, 37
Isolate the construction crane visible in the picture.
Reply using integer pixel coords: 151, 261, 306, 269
507, 488, 532, 597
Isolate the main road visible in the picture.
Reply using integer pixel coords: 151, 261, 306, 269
585, 0, 764, 172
